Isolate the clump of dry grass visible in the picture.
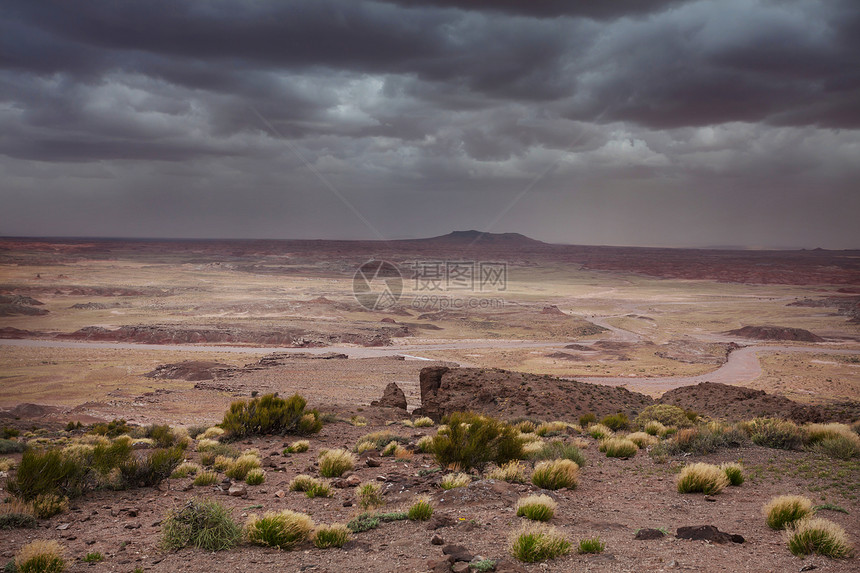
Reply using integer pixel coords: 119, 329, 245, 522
440, 472, 472, 490
393, 446, 413, 460
170, 462, 201, 479
531, 459, 579, 490
643, 420, 668, 436
676, 463, 729, 495
318, 448, 356, 477
786, 517, 853, 558
509, 523, 570, 563
516, 494, 557, 522
193, 470, 218, 486
587, 424, 613, 440
763, 495, 813, 530
535, 421, 568, 437
224, 454, 261, 480
486, 460, 527, 483
284, 440, 310, 454
627, 432, 659, 448
598, 437, 638, 458
312, 523, 350, 548
413, 417, 435, 428
720, 462, 744, 486
356, 482, 384, 510
415, 435, 434, 453
197, 427, 225, 440
15, 540, 66, 573
245, 510, 314, 550
245, 468, 265, 485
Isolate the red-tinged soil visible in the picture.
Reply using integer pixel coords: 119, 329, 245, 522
1, 414, 858, 573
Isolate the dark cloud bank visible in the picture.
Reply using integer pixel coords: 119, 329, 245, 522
1, 0, 858, 248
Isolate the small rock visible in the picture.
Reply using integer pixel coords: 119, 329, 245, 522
431, 534, 445, 545
704, 496, 717, 502
452, 563, 470, 573
180, 483, 193, 492
799, 565, 817, 572
124, 523, 140, 529
275, 490, 285, 498
375, 475, 387, 482
228, 484, 247, 497
346, 475, 361, 486
442, 544, 474, 562
366, 458, 381, 468
676, 525, 744, 544
343, 501, 353, 507
427, 558, 453, 573
56, 523, 71, 530
634, 528, 666, 540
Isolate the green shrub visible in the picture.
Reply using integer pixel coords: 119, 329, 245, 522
676, 463, 729, 495
0, 439, 26, 454
124, 446, 185, 487
193, 471, 218, 487
786, 518, 853, 558
30, 493, 69, 519
143, 424, 182, 448
82, 552, 103, 563
318, 449, 355, 478
579, 413, 597, 427
599, 437, 638, 458
578, 536, 605, 554
486, 460, 527, 483
15, 540, 66, 573
220, 393, 322, 439
471, 559, 496, 572
813, 435, 860, 460
8, 449, 87, 501
407, 500, 433, 521
720, 462, 744, 486
312, 524, 350, 548
430, 412, 523, 472
89, 419, 130, 438
161, 499, 241, 552
665, 426, 747, 455
440, 473, 471, 490
346, 512, 380, 533
245, 468, 265, 485
356, 482, 384, 510
516, 495, 556, 522
635, 405, 692, 428
0, 513, 37, 530
601, 413, 629, 431
510, 523, 571, 563
1, 427, 20, 439
531, 459, 579, 490
741, 418, 805, 450
528, 440, 586, 467
245, 510, 314, 550
763, 495, 813, 530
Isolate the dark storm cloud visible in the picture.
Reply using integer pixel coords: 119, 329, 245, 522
0, 0, 858, 247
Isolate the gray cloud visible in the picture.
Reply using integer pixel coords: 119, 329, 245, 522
0, 0, 857, 248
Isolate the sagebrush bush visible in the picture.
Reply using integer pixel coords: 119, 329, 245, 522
245, 468, 265, 485
486, 460, 526, 483
531, 459, 579, 490
516, 495, 556, 522
627, 432, 659, 448
510, 523, 570, 563
15, 540, 66, 573
587, 424, 613, 440
786, 518, 853, 558
676, 463, 729, 495
245, 510, 314, 550
635, 404, 692, 428
720, 462, 744, 486
313, 524, 350, 548
161, 499, 241, 551
193, 471, 218, 487
665, 425, 747, 455
221, 393, 322, 439
741, 418, 805, 450
440, 472, 471, 490
318, 449, 355, 477
599, 437, 638, 458
429, 412, 523, 472
579, 413, 597, 427
0, 512, 37, 529
407, 499, 433, 521
763, 495, 813, 530
528, 440, 586, 467
225, 454, 261, 480
601, 413, 630, 431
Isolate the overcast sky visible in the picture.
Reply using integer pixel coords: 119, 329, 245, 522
1, 0, 858, 248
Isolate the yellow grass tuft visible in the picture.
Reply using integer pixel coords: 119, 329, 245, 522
676, 462, 729, 495
763, 495, 813, 530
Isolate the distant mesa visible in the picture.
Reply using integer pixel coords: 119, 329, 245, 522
0, 294, 49, 317
725, 325, 824, 342
541, 304, 567, 316
408, 230, 546, 247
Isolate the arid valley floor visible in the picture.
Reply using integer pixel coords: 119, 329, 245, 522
1, 235, 859, 572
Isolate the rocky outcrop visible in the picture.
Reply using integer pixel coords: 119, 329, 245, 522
725, 325, 824, 342
371, 382, 408, 410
